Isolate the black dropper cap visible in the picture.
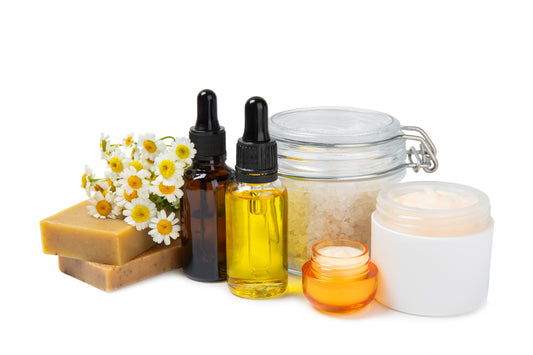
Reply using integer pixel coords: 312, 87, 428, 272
235, 96, 277, 183
189, 89, 226, 160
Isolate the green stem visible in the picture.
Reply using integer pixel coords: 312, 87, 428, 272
158, 136, 175, 142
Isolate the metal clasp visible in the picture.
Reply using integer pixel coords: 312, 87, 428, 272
401, 126, 438, 173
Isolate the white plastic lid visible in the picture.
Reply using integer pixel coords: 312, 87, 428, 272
269, 107, 402, 145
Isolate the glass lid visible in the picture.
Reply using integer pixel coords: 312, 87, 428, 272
269, 107, 402, 145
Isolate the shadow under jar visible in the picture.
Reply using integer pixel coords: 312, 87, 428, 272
269, 107, 438, 275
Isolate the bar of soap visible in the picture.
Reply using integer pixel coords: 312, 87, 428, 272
58, 242, 183, 291
41, 201, 156, 265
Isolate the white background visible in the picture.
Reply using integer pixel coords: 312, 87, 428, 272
1, 1, 531, 354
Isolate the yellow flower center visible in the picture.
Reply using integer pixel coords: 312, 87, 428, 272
175, 144, 190, 160
143, 140, 157, 154
95, 200, 112, 216
146, 157, 155, 164
157, 219, 173, 235
125, 136, 133, 147
159, 182, 176, 195
123, 189, 138, 202
82, 173, 88, 188
106, 179, 116, 192
100, 139, 107, 152
128, 175, 143, 189
109, 157, 124, 173
130, 161, 143, 172
131, 205, 150, 223
94, 184, 104, 193
158, 159, 176, 179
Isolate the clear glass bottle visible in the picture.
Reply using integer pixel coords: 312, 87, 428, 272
182, 89, 234, 282
225, 96, 288, 299
268, 107, 439, 274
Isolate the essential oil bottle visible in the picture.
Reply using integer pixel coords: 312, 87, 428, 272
225, 96, 288, 299
182, 89, 234, 282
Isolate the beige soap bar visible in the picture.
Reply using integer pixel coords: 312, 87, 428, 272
41, 201, 156, 265
58, 242, 183, 291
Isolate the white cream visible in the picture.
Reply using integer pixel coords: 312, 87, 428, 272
393, 187, 477, 210
319, 246, 363, 258
315, 246, 367, 270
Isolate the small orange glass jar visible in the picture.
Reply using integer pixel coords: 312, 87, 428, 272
302, 239, 378, 313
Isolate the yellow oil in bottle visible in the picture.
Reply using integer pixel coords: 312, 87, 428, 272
225, 181, 288, 299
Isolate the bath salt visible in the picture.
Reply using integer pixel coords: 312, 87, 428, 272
281, 176, 394, 274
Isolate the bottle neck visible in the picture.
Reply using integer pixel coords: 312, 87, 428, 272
235, 170, 277, 184
192, 156, 227, 169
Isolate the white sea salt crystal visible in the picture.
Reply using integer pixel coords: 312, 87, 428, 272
282, 176, 395, 273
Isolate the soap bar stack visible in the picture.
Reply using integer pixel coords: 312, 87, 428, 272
40, 201, 183, 291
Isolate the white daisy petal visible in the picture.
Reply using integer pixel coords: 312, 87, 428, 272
86, 191, 121, 219
122, 198, 157, 231
170, 137, 196, 165
150, 176, 182, 204
147, 209, 181, 244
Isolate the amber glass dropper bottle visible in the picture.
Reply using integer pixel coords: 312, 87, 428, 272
182, 89, 234, 282
225, 96, 288, 298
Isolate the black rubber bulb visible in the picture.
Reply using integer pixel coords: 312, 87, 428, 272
189, 89, 226, 160
243, 96, 269, 143
195, 89, 220, 131
235, 96, 277, 183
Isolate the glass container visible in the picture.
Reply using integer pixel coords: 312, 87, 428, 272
226, 180, 288, 299
182, 89, 234, 282
225, 96, 288, 299
269, 107, 438, 274
302, 239, 378, 313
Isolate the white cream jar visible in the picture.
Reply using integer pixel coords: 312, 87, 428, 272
371, 181, 494, 316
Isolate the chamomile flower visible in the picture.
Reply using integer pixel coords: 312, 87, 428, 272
142, 155, 156, 170
148, 210, 180, 245
118, 166, 150, 198
170, 137, 196, 165
123, 198, 157, 231
82, 165, 95, 196
100, 133, 112, 160
153, 153, 185, 185
104, 171, 118, 192
106, 179, 116, 193
87, 191, 121, 219
114, 186, 138, 207
129, 160, 144, 172
131, 144, 141, 161
93, 179, 111, 196
138, 133, 165, 160
122, 132, 134, 148
107, 149, 131, 180
150, 175, 184, 203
